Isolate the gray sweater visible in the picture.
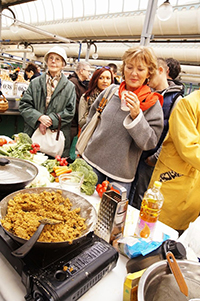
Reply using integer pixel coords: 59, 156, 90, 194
82, 85, 164, 182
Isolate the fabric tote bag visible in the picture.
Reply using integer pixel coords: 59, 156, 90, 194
31, 114, 65, 157
76, 85, 118, 156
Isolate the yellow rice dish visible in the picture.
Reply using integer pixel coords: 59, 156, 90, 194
1, 190, 86, 243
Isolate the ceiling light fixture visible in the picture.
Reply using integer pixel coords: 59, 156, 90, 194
91, 42, 98, 60
10, 21, 19, 33
92, 51, 98, 60
157, 0, 173, 21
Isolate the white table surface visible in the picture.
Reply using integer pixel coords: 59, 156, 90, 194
0, 189, 178, 301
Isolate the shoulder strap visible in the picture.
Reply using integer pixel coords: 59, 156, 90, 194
97, 85, 118, 113
169, 92, 182, 113
56, 113, 62, 141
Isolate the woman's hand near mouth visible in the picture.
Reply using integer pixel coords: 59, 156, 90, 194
125, 91, 140, 120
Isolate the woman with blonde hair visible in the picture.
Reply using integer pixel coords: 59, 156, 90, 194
79, 46, 164, 195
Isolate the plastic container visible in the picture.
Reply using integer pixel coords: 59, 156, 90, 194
59, 171, 84, 193
134, 181, 164, 240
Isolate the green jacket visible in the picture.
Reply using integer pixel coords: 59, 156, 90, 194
19, 72, 76, 157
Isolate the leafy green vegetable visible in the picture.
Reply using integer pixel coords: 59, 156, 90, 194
71, 158, 93, 171
70, 158, 98, 195
42, 159, 59, 173
84, 170, 98, 186
76, 165, 89, 178
49, 173, 56, 182
14, 132, 32, 145
81, 182, 96, 196
0, 132, 33, 160
0, 142, 32, 159
0, 147, 9, 156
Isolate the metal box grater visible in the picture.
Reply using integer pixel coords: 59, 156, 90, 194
95, 183, 128, 244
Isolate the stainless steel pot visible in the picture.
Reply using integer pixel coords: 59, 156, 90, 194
0, 157, 38, 197
137, 260, 200, 301
0, 187, 97, 249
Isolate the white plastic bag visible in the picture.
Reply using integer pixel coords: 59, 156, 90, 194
32, 128, 65, 157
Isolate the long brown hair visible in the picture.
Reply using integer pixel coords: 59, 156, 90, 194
84, 67, 114, 100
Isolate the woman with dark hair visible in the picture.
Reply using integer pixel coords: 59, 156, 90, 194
24, 63, 41, 81
78, 66, 114, 128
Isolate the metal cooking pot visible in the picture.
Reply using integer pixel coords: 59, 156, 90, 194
0, 187, 97, 249
0, 157, 38, 198
137, 259, 200, 301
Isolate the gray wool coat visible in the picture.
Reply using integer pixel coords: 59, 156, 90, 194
82, 84, 164, 183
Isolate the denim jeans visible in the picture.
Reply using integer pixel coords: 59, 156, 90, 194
129, 159, 154, 209
92, 166, 132, 198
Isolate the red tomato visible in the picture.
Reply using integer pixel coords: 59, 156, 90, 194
102, 180, 109, 188
0, 138, 7, 146
55, 155, 61, 161
59, 158, 68, 166
98, 187, 105, 198
30, 149, 37, 154
31, 143, 40, 149
96, 184, 102, 193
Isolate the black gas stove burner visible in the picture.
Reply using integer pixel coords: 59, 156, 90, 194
0, 226, 119, 301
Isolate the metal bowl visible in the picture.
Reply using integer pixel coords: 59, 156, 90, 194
0, 187, 97, 249
0, 157, 38, 197
137, 260, 200, 301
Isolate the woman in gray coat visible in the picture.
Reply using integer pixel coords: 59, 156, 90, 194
19, 46, 76, 157
82, 46, 164, 196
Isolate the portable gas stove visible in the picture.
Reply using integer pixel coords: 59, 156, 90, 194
0, 226, 118, 301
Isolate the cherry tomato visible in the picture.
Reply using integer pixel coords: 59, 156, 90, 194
31, 143, 40, 149
55, 155, 61, 162
59, 158, 68, 166
0, 138, 7, 146
96, 184, 102, 193
98, 187, 105, 198
31, 143, 40, 153
30, 149, 36, 154
102, 180, 109, 188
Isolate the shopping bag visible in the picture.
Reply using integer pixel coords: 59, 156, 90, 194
31, 128, 65, 157
76, 111, 100, 156
76, 85, 118, 156
31, 113, 65, 157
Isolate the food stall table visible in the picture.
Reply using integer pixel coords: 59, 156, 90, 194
0, 190, 178, 301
